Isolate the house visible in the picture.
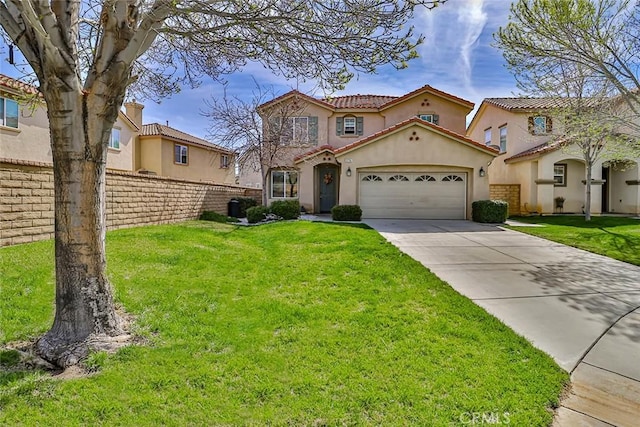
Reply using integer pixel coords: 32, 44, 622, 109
467, 98, 640, 215
0, 74, 235, 185
1, 74, 138, 171
252, 85, 498, 219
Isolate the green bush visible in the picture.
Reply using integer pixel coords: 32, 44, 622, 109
269, 200, 300, 220
331, 205, 363, 221
472, 200, 508, 223
231, 197, 258, 218
247, 206, 270, 224
200, 211, 239, 223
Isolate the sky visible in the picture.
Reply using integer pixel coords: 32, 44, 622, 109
0, 0, 518, 140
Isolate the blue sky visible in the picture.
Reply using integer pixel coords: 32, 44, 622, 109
1, 0, 517, 139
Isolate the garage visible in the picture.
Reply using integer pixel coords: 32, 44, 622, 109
359, 171, 467, 219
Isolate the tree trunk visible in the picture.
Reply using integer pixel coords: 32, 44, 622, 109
585, 162, 592, 221
36, 83, 124, 367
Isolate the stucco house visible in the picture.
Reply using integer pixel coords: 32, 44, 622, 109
252, 85, 498, 219
1, 74, 235, 185
467, 98, 640, 216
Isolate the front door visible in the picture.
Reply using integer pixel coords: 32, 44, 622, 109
319, 166, 338, 213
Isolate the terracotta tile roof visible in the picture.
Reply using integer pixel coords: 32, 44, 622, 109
504, 140, 564, 162
259, 85, 473, 112
140, 123, 231, 153
334, 117, 498, 156
323, 94, 397, 109
379, 84, 474, 110
483, 97, 596, 111
0, 74, 40, 95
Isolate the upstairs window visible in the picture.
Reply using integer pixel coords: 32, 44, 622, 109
292, 117, 309, 141
484, 128, 492, 145
277, 116, 318, 144
343, 117, 356, 135
220, 154, 229, 168
336, 116, 363, 136
418, 114, 439, 125
174, 144, 188, 165
1, 97, 18, 128
499, 125, 507, 153
109, 128, 121, 150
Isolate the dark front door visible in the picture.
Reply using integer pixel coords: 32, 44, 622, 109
319, 166, 337, 213
602, 166, 609, 212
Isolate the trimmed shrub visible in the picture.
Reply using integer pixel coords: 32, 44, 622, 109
472, 200, 508, 223
247, 206, 270, 224
331, 205, 363, 221
231, 197, 258, 218
199, 211, 239, 223
269, 200, 300, 220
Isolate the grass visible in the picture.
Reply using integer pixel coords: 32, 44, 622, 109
0, 221, 567, 425
507, 216, 640, 266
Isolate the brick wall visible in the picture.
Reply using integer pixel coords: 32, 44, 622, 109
1, 159, 262, 247
490, 184, 521, 217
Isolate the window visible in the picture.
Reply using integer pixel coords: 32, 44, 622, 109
343, 117, 356, 135
442, 175, 464, 182
109, 128, 121, 150
499, 125, 507, 153
271, 170, 298, 198
291, 117, 308, 142
553, 164, 567, 186
529, 115, 552, 135
1, 97, 18, 128
388, 174, 409, 182
220, 154, 229, 168
419, 114, 433, 122
484, 128, 492, 145
336, 116, 363, 136
174, 144, 188, 165
361, 174, 383, 182
415, 174, 436, 182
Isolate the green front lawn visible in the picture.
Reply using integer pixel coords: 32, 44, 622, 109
507, 216, 640, 266
0, 221, 566, 425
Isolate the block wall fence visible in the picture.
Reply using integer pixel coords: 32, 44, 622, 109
0, 159, 261, 247
489, 184, 521, 217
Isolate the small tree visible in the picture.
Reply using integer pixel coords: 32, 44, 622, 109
203, 85, 312, 205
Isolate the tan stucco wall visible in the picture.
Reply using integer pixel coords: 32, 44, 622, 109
0, 92, 137, 171
327, 111, 385, 148
609, 163, 640, 214
334, 124, 494, 219
157, 138, 235, 183
382, 94, 471, 135
139, 138, 163, 174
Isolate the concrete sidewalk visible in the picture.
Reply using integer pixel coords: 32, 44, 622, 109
364, 219, 640, 426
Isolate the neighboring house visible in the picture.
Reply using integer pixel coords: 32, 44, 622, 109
0, 74, 234, 185
467, 98, 640, 215
137, 121, 235, 184
254, 85, 498, 219
0, 74, 138, 170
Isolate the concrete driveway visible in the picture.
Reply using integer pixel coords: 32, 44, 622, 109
364, 219, 640, 426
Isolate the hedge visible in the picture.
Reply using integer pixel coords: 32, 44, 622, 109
247, 206, 270, 224
472, 200, 508, 223
269, 200, 300, 220
331, 205, 363, 221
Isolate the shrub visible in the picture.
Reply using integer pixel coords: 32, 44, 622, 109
247, 206, 270, 224
331, 205, 363, 221
200, 211, 239, 223
472, 200, 508, 223
231, 197, 258, 218
269, 200, 300, 220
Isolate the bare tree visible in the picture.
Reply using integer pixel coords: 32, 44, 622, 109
203, 85, 316, 205
0, 0, 446, 367
495, 0, 640, 220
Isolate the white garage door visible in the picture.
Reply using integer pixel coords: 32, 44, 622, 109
359, 172, 467, 219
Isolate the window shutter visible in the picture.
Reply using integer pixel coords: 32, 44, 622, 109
528, 116, 534, 134
356, 116, 364, 135
308, 116, 318, 144
433, 114, 439, 126
547, 116, 553, 133
336, 117, 344, 135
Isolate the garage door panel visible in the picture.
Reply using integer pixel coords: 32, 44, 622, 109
359, 172, 466, 219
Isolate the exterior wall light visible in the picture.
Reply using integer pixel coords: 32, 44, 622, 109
479, 166, 486, 177
346, 167, 352, 177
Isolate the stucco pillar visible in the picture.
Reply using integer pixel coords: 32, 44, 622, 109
536, 160, 555, 214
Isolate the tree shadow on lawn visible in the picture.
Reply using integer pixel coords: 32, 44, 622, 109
523, 262, 640, 344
